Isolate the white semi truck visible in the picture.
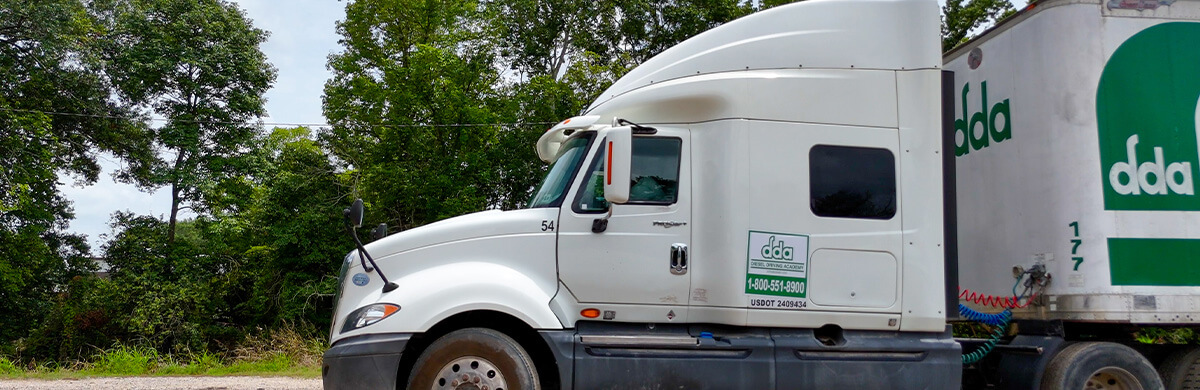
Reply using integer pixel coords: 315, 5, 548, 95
321, 0, 1200, 388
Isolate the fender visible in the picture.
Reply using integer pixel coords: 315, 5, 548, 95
338, 262, 563, 340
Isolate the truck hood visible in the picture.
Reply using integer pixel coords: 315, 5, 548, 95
356, 208, 557, 264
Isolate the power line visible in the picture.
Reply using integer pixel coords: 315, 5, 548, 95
0, 107, 559, 128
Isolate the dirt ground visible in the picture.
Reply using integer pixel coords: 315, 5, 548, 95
0, 376, 321, 390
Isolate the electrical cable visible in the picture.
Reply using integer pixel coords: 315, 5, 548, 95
0, 107, 558, 128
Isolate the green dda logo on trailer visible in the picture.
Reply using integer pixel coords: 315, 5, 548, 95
954, 81, 1012, 156
1098, 22, 1200, 210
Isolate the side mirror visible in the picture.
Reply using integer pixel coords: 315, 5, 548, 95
603, 127, 632, 204
344, 199, 364, 228
370, 223, 388, 240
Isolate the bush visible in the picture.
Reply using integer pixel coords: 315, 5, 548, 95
0, 357, 19, 375
86, 346, 158, 376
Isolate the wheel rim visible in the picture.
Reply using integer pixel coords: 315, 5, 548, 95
1085, 366, 1144, 390
431, 356, 508, 390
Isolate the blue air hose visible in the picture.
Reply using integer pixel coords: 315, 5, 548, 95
958, 303, 1012, 326
958, 304, 1013, 365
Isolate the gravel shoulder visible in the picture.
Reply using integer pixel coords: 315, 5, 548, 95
0, 376, 321, 390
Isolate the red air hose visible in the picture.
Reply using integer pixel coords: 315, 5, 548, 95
958, 286, 1037, 309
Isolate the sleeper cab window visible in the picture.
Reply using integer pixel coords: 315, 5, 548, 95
575, 137, 683, 213
809, 145, 896, 219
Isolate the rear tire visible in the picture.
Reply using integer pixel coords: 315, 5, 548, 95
1041, 342, 1163, 390
407, 328, 540, 390
1159, 347, 1200, 390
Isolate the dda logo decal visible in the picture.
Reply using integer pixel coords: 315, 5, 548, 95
760, 236, 795, 261
1097, 22, 1200, 210
954, 81, 1012, 157
745, 231, 808, 299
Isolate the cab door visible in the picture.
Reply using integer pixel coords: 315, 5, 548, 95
557, 128, 691, 321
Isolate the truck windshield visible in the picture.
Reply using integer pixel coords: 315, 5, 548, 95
527, 133, 594, 209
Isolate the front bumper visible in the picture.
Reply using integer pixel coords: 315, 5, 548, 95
322, 333, 412, 390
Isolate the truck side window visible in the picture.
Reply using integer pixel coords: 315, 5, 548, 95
809, 145, 896, 219
575, 137, 683, 213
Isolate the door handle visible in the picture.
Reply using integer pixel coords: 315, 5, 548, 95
670, 243, 688, 275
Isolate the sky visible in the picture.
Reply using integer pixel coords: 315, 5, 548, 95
59, 0, 347, 252
57, 0, 1027, 253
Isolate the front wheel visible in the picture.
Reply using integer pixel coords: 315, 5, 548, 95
407, 328, 540, 390
1041, 341, 1164, 390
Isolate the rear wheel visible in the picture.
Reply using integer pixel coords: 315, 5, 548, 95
407, 328, 540, 390
1041, 342, 1163, 390
1159, 346, 1200, 390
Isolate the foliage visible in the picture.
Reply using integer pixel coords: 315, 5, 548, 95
0, 0, 156, 230
1134, 327, 1200, 345
0, 0, 154, 348
231, 127, 354, 329
0, 357, 17, 375
85, 346, 158, 376
942, 0, 1016, 52
1, 332, 322, 378
102, 0, 277, 245
323, 0, 507, 228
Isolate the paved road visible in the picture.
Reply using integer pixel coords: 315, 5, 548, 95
0, 376, 321, 390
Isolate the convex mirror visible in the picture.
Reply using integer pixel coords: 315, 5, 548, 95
344, 199, 364, 228
603, 127, 632, 204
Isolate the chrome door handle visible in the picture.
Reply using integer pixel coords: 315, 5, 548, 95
670, 243, 688, 275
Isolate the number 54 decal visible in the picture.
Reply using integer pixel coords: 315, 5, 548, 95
541, 220, 555, 231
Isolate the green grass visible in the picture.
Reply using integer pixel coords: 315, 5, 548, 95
0, 350, 320, 380
0, 329, 323, 379
0, 357, 20, 375
1134, 327, 1200, 345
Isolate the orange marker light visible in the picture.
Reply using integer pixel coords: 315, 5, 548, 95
606, 142, 613, 185
581, 308, 601, 318
382, 304, 400, 317
563, 119, 571, 124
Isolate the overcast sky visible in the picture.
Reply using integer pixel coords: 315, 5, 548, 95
58, 0, 1027, 254
60, 0, 346, 252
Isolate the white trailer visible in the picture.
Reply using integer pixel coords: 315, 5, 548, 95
947, 0, 1200, 388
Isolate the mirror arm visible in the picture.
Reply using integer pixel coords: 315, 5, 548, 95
591, 207, 613, 233
615, 118, 657, 134
342, 213, 398, 293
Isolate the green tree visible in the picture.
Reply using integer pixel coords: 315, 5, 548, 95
942, 0, 1016, 52
758, 0, 803, 9
583, 0, 753, 69
323, 0, 508, 227
227, 127, 353, 329
104, 0, 276, 245
0, 0, 154, 347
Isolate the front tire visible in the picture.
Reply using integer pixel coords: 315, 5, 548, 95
407, 328, 540, 390
1041, 342, 1164, 390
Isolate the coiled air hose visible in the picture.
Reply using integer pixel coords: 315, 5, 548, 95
958, 302, 1013, 365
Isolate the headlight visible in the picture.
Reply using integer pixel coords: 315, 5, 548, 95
340, 303, 401, 334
